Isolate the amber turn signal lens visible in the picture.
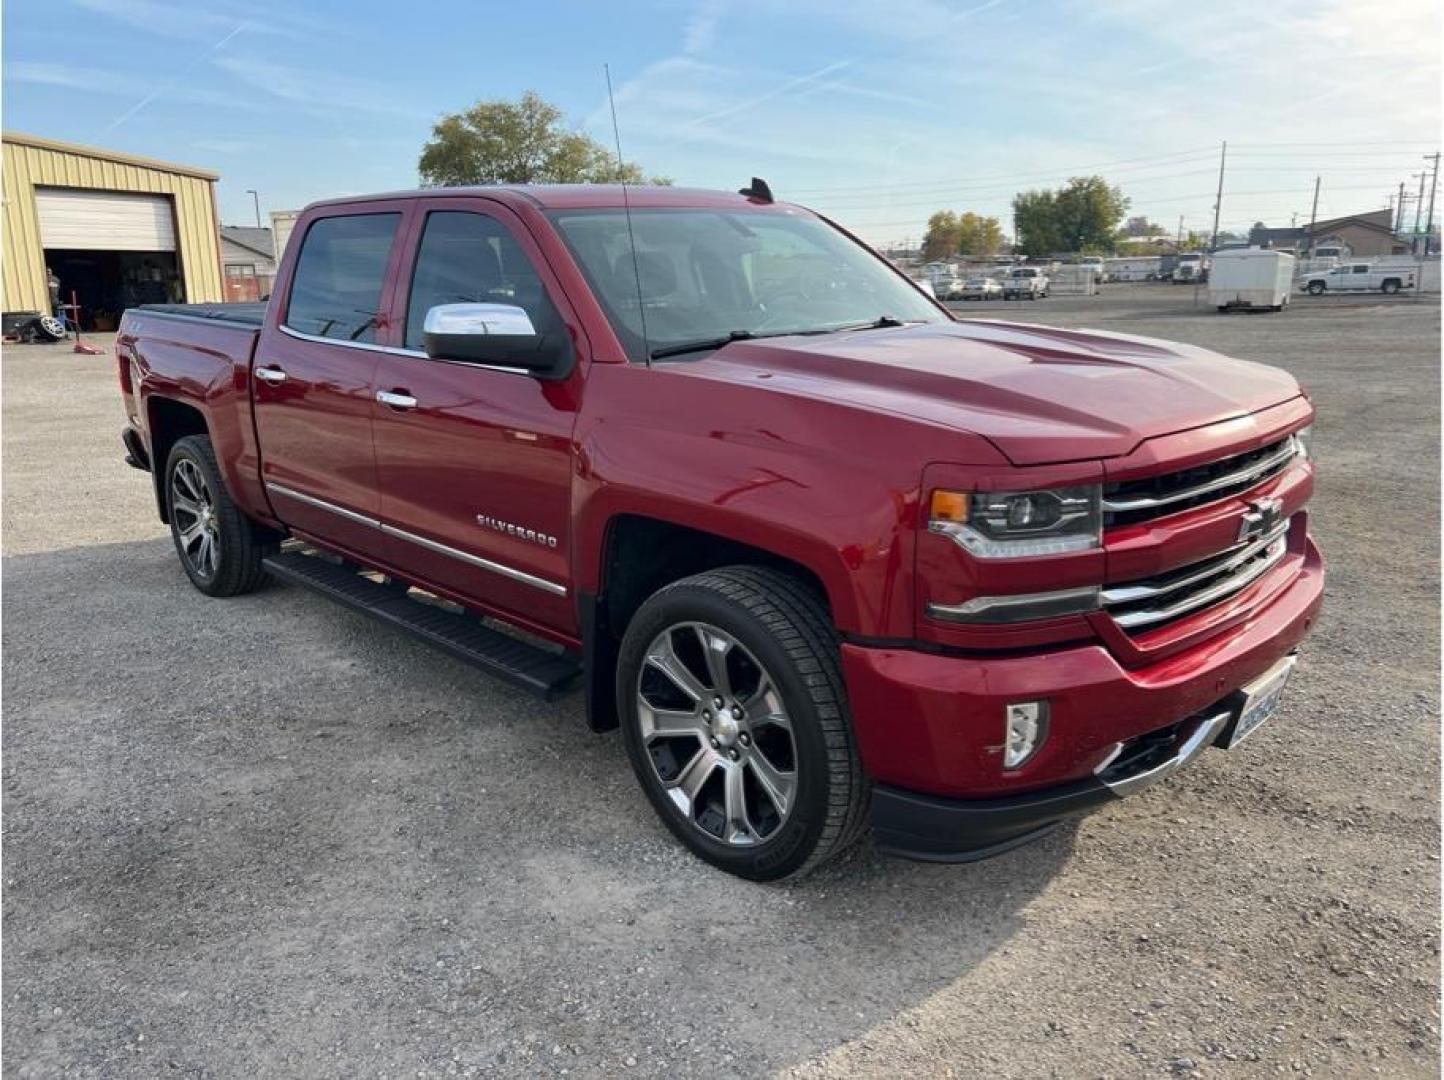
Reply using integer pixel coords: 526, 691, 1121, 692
929, 490, 969, 523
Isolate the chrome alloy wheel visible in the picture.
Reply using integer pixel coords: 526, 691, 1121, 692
171, 458, 220, 580
637, 622, 798, 846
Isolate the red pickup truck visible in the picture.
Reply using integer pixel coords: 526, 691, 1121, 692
116, 182, 1323, 880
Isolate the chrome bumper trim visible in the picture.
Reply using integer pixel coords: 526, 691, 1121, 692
1096, 708, 1233, 799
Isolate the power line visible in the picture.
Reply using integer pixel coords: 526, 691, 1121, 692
807, 168, 1220, 211
785, 146, 1221, 196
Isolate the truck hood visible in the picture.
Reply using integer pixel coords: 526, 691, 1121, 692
686, 320, 1302, 465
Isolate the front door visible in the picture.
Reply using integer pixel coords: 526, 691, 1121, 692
370, 200, 585, 639
253, 208, 407, 552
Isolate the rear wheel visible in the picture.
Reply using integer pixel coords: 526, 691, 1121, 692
165, 435, 277, 597
616, 566, 868, 880
1382, 279, 1401, 295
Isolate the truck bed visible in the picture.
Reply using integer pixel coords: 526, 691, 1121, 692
135, 302, 268, 327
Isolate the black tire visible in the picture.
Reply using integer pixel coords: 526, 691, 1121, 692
1307, 281, 1326, 295
1381, 279, 1400, 295
165, 434, 277, 597
616, 566, 869, 881
1217, 305, 1229, 313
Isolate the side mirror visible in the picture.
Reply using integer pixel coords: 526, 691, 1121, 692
422, 303, 572, 378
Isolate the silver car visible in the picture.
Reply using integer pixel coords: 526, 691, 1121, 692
958, 275, 1003, 300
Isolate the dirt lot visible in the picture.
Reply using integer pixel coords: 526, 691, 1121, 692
4, 285, 1439, 1077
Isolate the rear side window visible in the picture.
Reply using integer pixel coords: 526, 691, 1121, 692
285, 213, 400, 343
404, 211, 561, 350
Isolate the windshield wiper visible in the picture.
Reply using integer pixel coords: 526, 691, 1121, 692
648, 316, 918, 360
649, 330, 762, 360
835, 315, 912, 331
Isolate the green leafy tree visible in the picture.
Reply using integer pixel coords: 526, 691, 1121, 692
1012, 176, 1129, 256
419, 91, 669, 186
1011, 189, 1063, 257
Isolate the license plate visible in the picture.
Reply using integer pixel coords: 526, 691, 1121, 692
1220, 655, 1296, 749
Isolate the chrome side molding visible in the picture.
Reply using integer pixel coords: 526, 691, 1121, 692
263, 482, 566, 596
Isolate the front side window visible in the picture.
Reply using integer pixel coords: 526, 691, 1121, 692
549, 208, 943, 362
285, 213, 399, 343
405, 211, 563, 351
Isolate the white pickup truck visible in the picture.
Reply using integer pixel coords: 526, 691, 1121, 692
1300, 262, 1416, 296
1003, 266, 1049, 300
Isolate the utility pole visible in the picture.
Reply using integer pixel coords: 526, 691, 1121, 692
1209, 141, 1227, 252
1423, 152, 1440, 257
1413, 172, 1427, 254
1306, 176, 1320, 255
1396, 181, 1407, 232
1176, 215, 1185, 248
245, 189, 261, 229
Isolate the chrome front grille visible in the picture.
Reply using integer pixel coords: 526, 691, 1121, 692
1102, 519, 1291, 631
1103, 435, 1302, 527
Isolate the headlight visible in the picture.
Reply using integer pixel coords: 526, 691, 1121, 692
929, 485, 1102, 558
1294, 424, 1313, 460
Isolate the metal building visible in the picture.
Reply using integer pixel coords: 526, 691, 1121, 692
2, 132, 223, 328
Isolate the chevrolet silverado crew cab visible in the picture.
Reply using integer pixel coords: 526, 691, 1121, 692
117, 182, 1323, 880
1301, 262, 1416, 295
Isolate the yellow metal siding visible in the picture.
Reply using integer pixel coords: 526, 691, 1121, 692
2, 137, 222, 310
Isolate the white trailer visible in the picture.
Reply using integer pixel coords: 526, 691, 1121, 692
1105, 256, 1164, 282
1208, 248, 1295, 312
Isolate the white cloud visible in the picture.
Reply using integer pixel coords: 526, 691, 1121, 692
68, 0, 330, 41
209, 55, 429, 120
6, 60, 264, 113
683, 0, 724, 54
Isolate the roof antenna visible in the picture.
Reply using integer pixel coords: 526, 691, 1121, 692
605, 63, 651, 367
739, 177, 773, 203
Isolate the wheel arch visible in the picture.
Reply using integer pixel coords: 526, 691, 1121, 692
578, 512, 843, 733
146, 395, 210, 523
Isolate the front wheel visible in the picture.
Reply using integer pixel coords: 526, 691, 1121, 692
1307, 281, 1326, 295
165, 435, 277, 596
616, 567, 869, 880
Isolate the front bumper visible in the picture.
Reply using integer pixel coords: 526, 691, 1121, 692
845, 536, 1324, 859
872, 693, 1238, 861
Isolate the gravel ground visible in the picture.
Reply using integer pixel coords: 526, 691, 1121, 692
3, 285, 1439, 1078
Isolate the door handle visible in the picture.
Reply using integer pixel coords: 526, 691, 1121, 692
254, 366, 288, 384
376, 389, 418, 410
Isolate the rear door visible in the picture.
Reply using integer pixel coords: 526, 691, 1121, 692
253, 206, 409, 551
369, 197, 586, 638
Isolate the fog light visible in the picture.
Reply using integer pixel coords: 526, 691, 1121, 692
1004, 701, 1048, 769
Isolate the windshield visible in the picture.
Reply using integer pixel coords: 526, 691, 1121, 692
548, 207, 945, 362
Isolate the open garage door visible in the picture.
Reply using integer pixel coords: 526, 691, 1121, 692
35, 188, 177, 251
36, 188, 185, 329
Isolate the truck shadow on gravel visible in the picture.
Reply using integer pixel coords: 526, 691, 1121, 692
4, 537, 1076, 1076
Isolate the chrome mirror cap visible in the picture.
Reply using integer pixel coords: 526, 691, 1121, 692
423, 302, 537, 338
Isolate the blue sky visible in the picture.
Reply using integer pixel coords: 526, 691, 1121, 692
4, 0, 1440, 245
